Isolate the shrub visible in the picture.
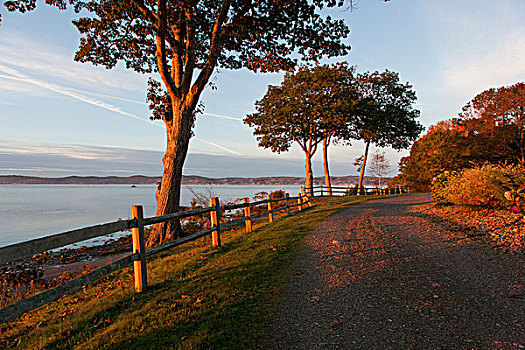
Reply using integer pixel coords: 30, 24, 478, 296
487, 164, 525, 205
431, 164, 525, 208
269, 189, 286, 199
444, 166, 497, 206
430, 171, 460, 203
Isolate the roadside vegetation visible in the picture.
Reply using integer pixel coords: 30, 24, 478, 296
0, 195, 385, 349
415, 164, 525, 253
396, 82, 525, 253
396, 82, 524, 192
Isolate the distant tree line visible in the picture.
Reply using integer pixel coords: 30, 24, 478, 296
395, 82, 525, 191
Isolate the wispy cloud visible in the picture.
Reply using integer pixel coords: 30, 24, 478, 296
0, 73, 46, 95
0, 64, 161, 127
0, 141, 132, 161
0, 31, 245, 158
443, 29, 525, 96
424, 1, 525, 97
0, 31, 146, 93
0, 167, 81, 173
0, 142, 318, 177
0, 66, 244, 156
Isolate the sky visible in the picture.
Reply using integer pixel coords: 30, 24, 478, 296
0, 0, 524, 178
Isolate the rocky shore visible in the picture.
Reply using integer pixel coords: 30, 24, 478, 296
0, 236, 132, 308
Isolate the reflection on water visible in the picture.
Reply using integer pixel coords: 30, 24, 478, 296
0, 184, 299, 247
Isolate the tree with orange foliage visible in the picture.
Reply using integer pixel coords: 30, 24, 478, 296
400, 81, 524, 191
398, 126, 476, 191
459, 82, 525, 164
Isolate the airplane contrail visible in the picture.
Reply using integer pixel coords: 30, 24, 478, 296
0, 74, 146, 106
202, 112, 243, 121
1, 72, 244, 121
0, 66, 243, 156
66, 86, 146, 105
0, 65, 157, 126
193, 137, 242, 156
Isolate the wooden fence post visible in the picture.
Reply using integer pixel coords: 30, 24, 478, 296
298, 193, 303, 211
303, 188, 312, 207
320, 185, 323, 197
243, 197, 252, 233
210, 197, 221, 247
285, 193, 290, 215
300, 188, 312, 208
267, 195, 273, 223
131, 205, 147, 293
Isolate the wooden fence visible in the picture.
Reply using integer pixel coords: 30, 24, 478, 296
0, 192, 312, 323
305, 185, 407, 197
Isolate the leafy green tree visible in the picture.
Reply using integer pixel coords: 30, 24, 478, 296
4, 0, 355, 245
244, 63, 358, 195
346, 70, 422, 192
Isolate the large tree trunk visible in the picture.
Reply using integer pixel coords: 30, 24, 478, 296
322, 137, 332, 196
304, 152, 314, 196
148, 107, 194, 247
357, 140, 371, 195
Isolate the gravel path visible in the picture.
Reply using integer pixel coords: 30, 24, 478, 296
265, 194, 524, 349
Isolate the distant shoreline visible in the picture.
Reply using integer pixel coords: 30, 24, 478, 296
0, 174, 384, 186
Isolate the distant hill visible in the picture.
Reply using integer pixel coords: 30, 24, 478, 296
0, 174, 387, 186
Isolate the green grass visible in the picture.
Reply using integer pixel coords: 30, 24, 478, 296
1, 195, 386, 349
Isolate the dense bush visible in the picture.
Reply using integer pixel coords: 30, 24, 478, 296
431, 164, 525, 209
445, 167, 498, 206
430, 170, 460, 203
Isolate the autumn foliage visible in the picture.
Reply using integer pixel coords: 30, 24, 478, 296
399, 81, 525, 191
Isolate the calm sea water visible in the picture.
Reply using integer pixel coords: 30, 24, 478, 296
0, 184, 300, 247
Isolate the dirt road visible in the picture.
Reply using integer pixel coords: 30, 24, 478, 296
266, 194, 524, 349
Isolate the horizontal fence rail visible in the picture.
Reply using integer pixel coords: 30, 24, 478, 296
307, 185, 407, 197
0, 192, 312, 323
0, 220, 137, 265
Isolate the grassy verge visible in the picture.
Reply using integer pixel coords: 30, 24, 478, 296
1, 195, 385, 349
